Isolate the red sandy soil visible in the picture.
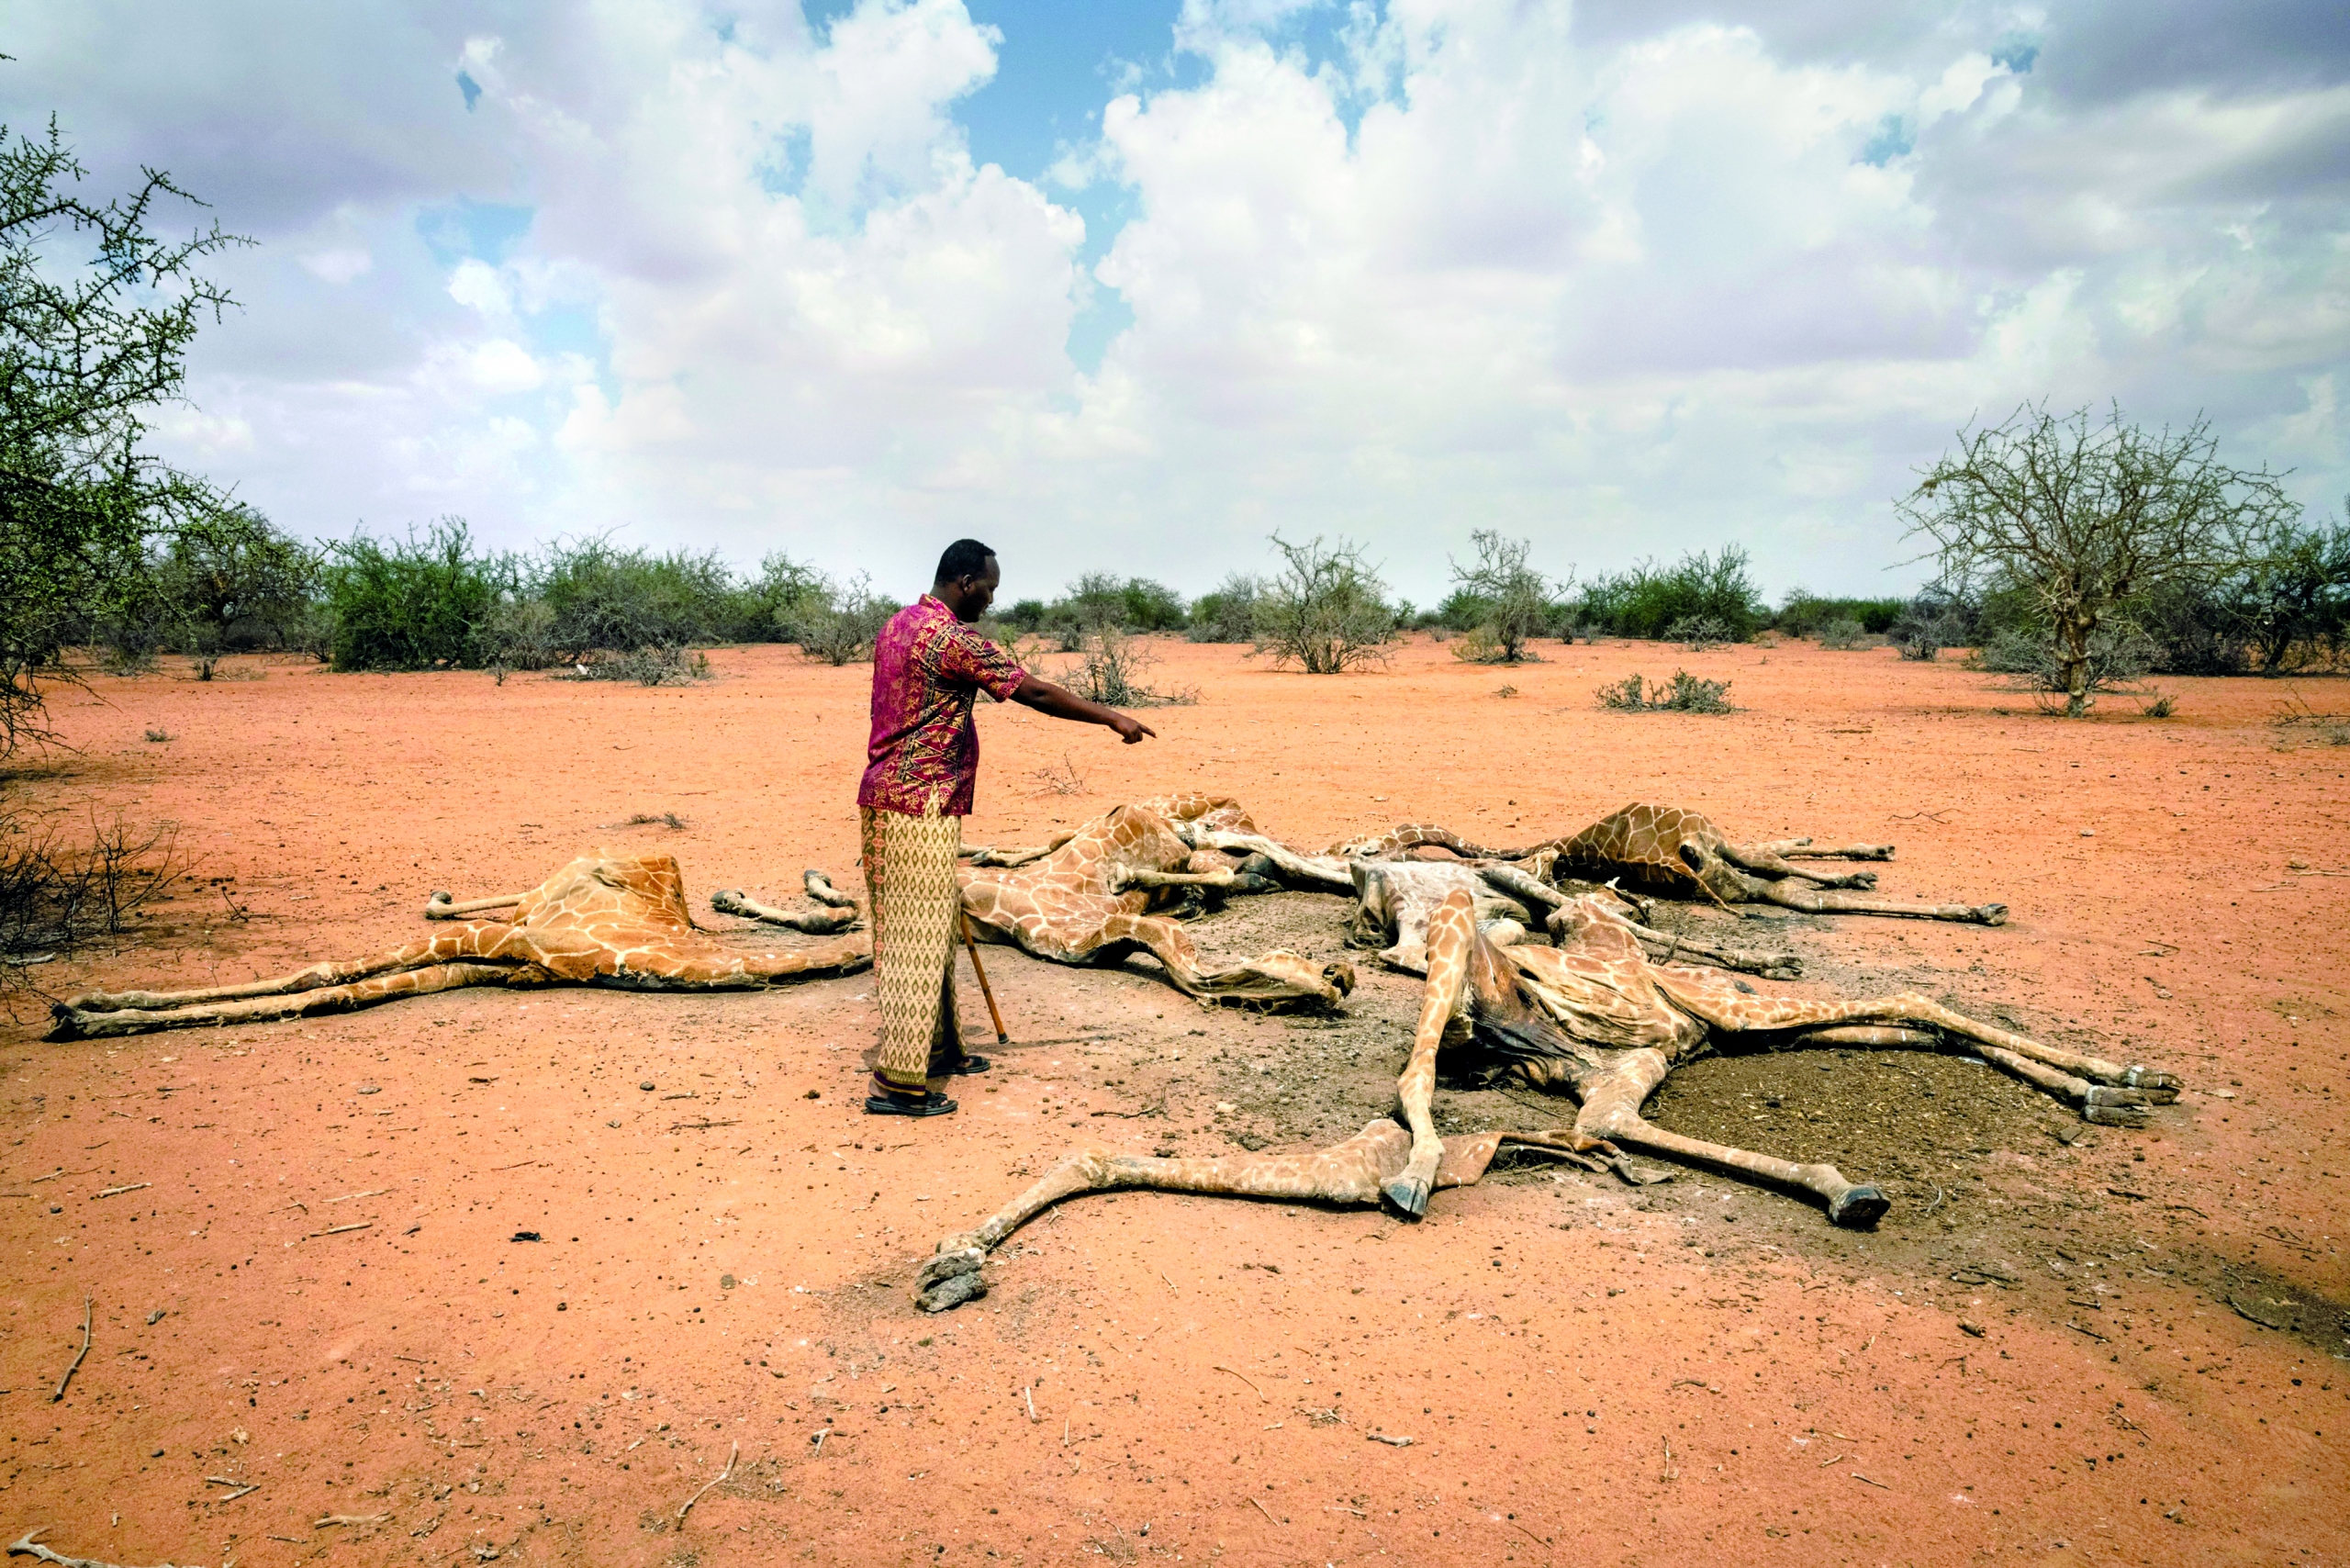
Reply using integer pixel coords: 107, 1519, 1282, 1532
0, 635, 2344, 1568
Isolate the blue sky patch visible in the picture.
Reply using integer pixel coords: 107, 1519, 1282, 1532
415, 200, 535, 266
1858, 114, 1913, 166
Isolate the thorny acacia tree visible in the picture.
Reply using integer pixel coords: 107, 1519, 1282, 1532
1250, 532, 1396, 674
1448, 529, 1552, 663
1898, 402, 2298, 715
0, 114, 254, 757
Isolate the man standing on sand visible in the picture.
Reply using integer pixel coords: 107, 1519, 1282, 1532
859, 538, 1155, 1117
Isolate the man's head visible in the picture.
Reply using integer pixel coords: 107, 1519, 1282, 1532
933, 538, 1000, 623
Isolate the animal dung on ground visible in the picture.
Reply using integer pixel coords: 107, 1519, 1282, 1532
511, 1230, 543, 1242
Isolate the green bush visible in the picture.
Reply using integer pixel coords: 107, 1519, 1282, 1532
1569, 547, 1764, 641
1817, 618, 1867, 650
1186, 574, 1260, 643
787, 572, 899, 666
531, 539, 744, 652
322, 519, 506, 670
142, 507, 320, 656
479, 595, 558, 672
1775, 591, 1906, 637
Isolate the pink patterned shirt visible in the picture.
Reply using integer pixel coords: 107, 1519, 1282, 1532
859, 595, 1027, 817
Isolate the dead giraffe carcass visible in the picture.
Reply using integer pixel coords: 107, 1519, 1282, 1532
912, 886, 2177, 1310
726, 795, 1352, 1009
49, 853, 867, 1038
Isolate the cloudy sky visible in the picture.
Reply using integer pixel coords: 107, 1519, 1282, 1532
6, 0, 2346, 604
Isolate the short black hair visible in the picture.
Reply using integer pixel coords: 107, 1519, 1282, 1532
934, 538, 997, 585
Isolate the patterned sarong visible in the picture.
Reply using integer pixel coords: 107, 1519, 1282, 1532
862, 805, 964, 1091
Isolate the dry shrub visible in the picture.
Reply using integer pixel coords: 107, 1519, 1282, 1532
1029, 753, 1087, 796
1595, 669, 1737, 714
1, 813, 187, 992
1665, 615, 1735, 652
556, 645, 712, 687
1067, 627, 1197, 708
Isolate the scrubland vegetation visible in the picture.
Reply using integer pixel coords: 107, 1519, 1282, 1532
4, 107, 2346, 776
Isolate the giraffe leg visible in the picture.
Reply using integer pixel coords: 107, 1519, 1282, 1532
1656, 980, 2181, 1118
1719, 843, 1879, 889
1548, 903, 1804, 979
1751, 838, 1896, 862
1755, 878, 2008, 924
1572, 1048, 1890, 1226
424, 890, 525, 920
989, 909, 1351, 1008
710, 885, 861, 933
1107, 867, 1278, 898
50, 962, 524, 1039
917, 1121, 1440, 1310
57, 935, 476, 1015
959, 831, 1080, 869
1823, 994, 2180, 1111
1178, 828, 1356, 891
1386, 890, 1476, 1219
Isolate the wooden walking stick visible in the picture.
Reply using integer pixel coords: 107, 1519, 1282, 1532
959, 912, 1009, 1045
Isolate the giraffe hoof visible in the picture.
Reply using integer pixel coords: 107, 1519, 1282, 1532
915, 1270, 988, 1313
1381, 1177, 1430, 1220
2085, 1085, 2150, 1110
2122, 1067, 2181, 1101
1828, 1185, 1889, 1228
1972, 903, 2009, 925
913, 1245, 988, 1312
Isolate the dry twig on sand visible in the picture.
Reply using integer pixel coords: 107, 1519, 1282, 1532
7, 1528, 199, 1568
677, 1440, 737, 1525
1211, 1364, 1266, 1400
50, 1297, 91, 1402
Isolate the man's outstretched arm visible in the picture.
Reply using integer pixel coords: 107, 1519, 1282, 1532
1010, 672, 1156, 744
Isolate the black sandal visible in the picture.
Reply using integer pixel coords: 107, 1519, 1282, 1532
866, 1086, 957, 1117
942, 1054, 990, 1076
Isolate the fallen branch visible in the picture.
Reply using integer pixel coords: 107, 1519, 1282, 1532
6, 1528, 200, 1568
50, 1297, 91, 1402
676, 1440, 737, 1525
1211, 1364, 1266, 1401
1852, 1473, 1889, 1490
668, 1120, 740, 1133
1246, 1496, 1278, 1526
312, 1514, 387, 1528
92, 1184, 149, 1200
1366, 1432, 1412, 1448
